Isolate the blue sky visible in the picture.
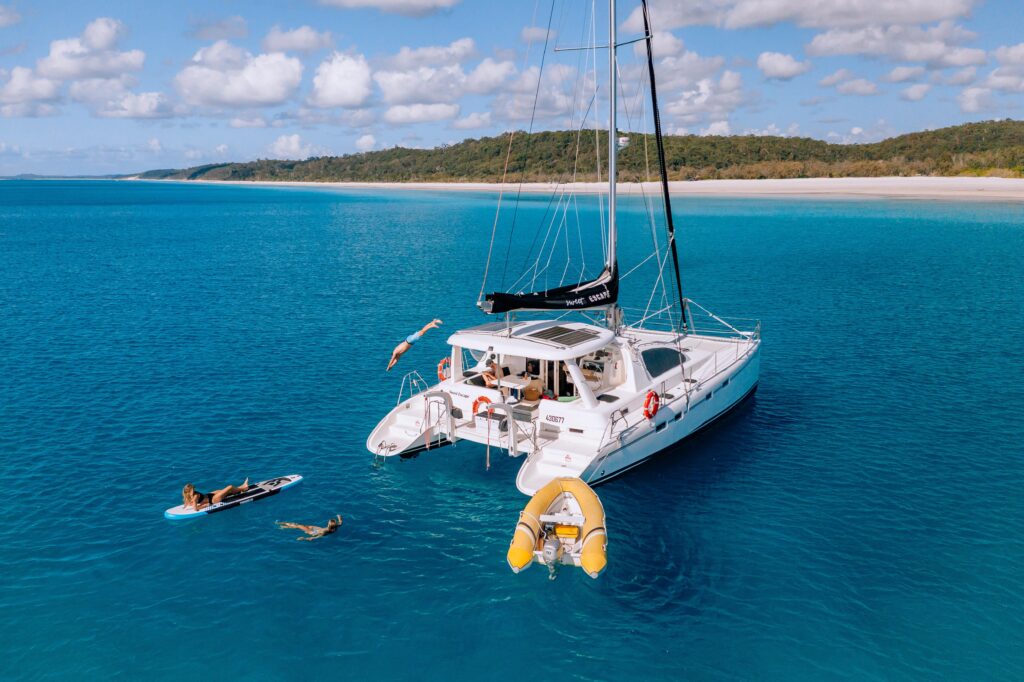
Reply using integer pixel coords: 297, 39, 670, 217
1, 0, 1023, 175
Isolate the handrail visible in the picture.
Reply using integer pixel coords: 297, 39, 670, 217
422, 391, 457, 444
397, 370, 430, 406
475, 402, 519, 455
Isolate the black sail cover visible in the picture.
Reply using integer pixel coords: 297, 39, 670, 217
483, 266, 618, 314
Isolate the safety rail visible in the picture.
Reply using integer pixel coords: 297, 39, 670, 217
620, 303, 760, 342
397, 370, 430, 406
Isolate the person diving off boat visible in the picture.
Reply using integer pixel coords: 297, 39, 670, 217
182, 479, 250, 510
386, 318, 443, 372
277, 515, 343, 541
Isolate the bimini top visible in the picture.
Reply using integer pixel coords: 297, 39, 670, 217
447, 320, 615, 361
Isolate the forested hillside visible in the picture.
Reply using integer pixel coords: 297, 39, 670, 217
138, 120, 1024, 183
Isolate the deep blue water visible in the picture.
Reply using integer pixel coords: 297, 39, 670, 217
1, 180, 1023, 680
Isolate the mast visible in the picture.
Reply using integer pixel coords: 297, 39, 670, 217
641, 0, 688, 332
606, 0, 619, 329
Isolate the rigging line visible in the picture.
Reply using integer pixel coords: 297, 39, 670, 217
516, 1, 594, 293
518, 179, 568, 287
635, 67, 675, 329
508, 185, 568, 293
642, 0, 687, 332
498, 0, 557, 290
477, 0, 545, 304
509, 4, 595, 292
514, 87, 597, 288
620, 249, 658, 279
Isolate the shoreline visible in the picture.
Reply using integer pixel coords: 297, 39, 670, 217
126, 176, 1024, 201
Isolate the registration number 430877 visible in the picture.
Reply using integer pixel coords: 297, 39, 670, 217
545, 415, 565, 424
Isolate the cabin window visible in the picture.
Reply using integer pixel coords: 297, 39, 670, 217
641, 348, 686, 379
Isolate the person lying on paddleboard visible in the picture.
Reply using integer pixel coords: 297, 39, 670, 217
182, 480, 249, 510
386, 318, 442, 372
277, 515, 343, 541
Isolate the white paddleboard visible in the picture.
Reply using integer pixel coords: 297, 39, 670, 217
164, 475, 302, 520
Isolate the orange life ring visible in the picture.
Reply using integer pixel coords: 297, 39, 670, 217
437, 357, 451, 382
472, 395, 492, 415
643, 391, 660, 420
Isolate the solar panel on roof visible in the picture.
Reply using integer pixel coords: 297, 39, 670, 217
553, 329, 599, 346
529, 325, 573, 341
527, 325, 600, 347
467, 321, 511, 333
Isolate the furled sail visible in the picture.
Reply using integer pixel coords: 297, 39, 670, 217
482, 266, 618, 314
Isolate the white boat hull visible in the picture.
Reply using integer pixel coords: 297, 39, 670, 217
578, 347, 759, 487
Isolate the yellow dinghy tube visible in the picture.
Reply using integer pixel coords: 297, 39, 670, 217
507, 477, 607, 578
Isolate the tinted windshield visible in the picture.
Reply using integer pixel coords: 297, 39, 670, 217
641, 347, 686, 378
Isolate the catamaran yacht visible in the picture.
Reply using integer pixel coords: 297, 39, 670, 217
367, 0, 761, 495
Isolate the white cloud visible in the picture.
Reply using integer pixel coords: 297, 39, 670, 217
958, 86, 992, 112
994, 43, 1024, 65
1, 66, 60, 103
663, 69, 744, 128
521, 27, 556, 44
0, 67, 60, 116
97, 91, 174, 118
490, 63, 577, 123
632, 31, 684, 59
624, 0, 978, 32
0, 5, 20, 27
808, 21, 986, 68
744, 122, 801, 137
452, 111, 491, 129
985, 69, 1024, 93
71, 78, 174, 118
945, 66, 977, 85
819, 68, 852, 87
886, 66, 925, 82
383, 103, 459, 124
355, 133, 376, 151
985, 44, 1024, 93
37, 18, 145, 80
184, 149, 204, 161
318, 0, 460, 17
386, 38, 476, 70
215, 143, 229, 156
230, 116, 267, 128
187, 16, 248, 41
819, 69, 879, 96
175, 41, 303, 107
375, 57, 514, 105
269, 133, 313, 159
308, 52, 372, 108
700, 120, 731, 136
147, 138, 161, 153
262, 26, 333, 53
756, 51, 810, 80
654, 50, 726, 92
836, 78, 879, 95
900, 83, 931, 101
465, 58, 517, 93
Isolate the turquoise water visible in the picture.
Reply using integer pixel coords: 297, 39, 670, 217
2, 180, 1023, 680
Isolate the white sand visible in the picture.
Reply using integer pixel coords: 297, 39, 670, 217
135, 176, 1024, 201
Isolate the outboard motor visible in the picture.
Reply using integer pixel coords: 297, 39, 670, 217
541, 533, 561, 565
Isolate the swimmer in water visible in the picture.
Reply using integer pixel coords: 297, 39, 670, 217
386, 318, 442, 372
277, 515, 343, 541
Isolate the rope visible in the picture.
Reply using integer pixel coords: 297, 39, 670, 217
477, 0, 545, 305
498, 0, 558, 290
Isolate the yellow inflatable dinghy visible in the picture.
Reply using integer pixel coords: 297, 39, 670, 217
506, 477, 607, 578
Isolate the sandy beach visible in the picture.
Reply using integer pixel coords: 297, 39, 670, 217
139, 176, 1024, 201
